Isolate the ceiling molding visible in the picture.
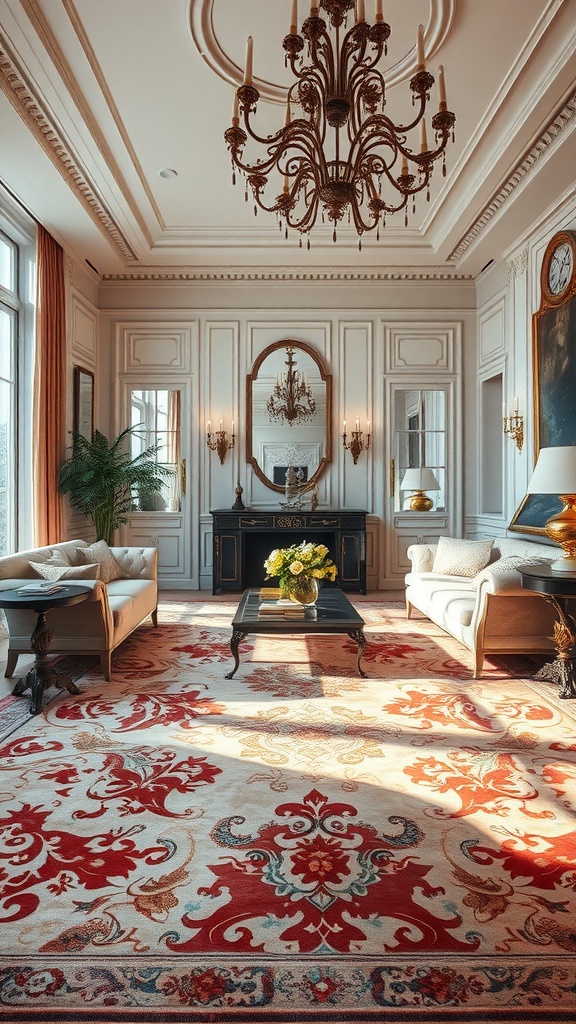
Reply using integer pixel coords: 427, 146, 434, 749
448, 89, 576, 263
101, 266, 473, 283
0, 32, 139, 262
190, 0, 456, 101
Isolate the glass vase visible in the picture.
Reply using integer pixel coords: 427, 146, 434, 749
283, 575, 319, 607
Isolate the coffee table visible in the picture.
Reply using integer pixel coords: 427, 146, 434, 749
0, 584, 92, 715
225, 587, 367, 679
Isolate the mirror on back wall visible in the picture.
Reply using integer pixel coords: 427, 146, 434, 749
394, 388, 447, 512
246, 340, 332, 493
130, 388, 182, 512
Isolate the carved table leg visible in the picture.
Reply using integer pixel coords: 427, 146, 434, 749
348, 628, 367, 678
225, 629, 248, 679
534, 595, 576, 699
11, 611, 81, 715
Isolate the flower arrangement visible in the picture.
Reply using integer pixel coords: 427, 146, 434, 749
263, 541, 337, 589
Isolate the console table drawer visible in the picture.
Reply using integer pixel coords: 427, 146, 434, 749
240, 515, 273, 529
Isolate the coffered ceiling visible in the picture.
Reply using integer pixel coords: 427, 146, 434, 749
0, 0, 574, 280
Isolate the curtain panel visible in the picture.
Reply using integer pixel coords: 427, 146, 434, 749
33, 226, 66, 545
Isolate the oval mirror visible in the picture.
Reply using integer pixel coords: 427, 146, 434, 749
246, 340, 332, 493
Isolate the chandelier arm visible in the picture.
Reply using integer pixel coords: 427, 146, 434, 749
393, 93, 431, 135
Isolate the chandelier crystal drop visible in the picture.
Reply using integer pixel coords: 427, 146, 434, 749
266, 347, 317, 424
224, 0, 456, 247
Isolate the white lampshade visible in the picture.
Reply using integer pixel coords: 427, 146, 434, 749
527, 446, 576, 493
401, 467, 440, 491
526, 446, 576, 573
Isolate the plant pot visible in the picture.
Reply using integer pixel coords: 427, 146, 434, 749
282, 575, 319, 607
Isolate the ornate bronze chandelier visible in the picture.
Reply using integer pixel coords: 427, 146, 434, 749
224, 0, 455, 248
266, 347, 317, 424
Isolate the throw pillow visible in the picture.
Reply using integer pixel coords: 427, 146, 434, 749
473, 554, 549, 589
30, 561, 100, 581
31, 547, 72, 567
75, 539, 123, 584
432, 536, 494, 578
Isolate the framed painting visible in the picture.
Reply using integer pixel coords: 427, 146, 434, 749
73, 366, 94, 439
509, 267, 576, 535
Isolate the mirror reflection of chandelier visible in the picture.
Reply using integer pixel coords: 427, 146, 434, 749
267, 347, 317, 425
224, 0, 456, 248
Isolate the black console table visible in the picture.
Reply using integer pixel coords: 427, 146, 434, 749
211, 509, 367, 595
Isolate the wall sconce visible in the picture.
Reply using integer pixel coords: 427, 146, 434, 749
503, 398, 524, 452
342, 418, 371, 465
207, 418, 235, 465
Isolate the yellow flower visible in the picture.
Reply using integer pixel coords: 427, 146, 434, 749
289, 560, 304, 575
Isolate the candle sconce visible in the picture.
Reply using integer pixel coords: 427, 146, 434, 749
503, 400, 523, 452
342, 419, 371, 465
207, 419, 235, 465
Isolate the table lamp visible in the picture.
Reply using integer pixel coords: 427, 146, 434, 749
526, 445, 576, 572
401, 467, 440, 511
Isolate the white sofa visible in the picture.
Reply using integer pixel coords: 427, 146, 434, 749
0, 539, 158, 680
405, 536, 561, 677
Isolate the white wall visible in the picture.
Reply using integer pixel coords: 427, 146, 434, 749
93, 275, 476, 588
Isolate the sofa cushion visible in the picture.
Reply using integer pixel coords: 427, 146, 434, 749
76, 539, 123, 583
30, 560, 101, 581
432, 537, 494, 577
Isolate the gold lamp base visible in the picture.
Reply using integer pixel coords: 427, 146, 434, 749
545, 494, 576, 573
408, 490, 433, 512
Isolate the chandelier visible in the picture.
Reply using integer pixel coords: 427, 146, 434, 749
267, 347, 317, 424
224, 0, 455, 248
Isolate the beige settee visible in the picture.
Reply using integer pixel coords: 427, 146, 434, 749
405, 536, 562, 677
0, 539, 158, 680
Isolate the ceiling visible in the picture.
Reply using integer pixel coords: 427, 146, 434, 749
0, 0, 574, 280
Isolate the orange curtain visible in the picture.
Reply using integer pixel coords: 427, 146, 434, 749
33, 226, 66, 545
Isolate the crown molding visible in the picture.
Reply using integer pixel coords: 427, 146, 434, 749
0, 31, 139, 262
448, 89, 576, 263
101, 265, 473, 283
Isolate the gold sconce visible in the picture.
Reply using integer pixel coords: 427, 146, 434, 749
503, 398, 524, 452
207, 418, 235, 465
342, 418, 371, 465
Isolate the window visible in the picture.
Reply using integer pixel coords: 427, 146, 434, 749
0, 191, 36, 554
130, 388, 182, 511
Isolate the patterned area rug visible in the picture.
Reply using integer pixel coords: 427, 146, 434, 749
0, 600, 575, 1023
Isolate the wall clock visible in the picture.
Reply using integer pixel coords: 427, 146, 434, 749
540, 229, 576, 307
509, 226, 576, 536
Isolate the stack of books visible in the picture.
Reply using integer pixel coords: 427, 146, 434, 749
17, 581, 66, 596
258, 598, 306, 620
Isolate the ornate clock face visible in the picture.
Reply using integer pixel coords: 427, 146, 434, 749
541, 230, 576, 306
548, 241, 573, 296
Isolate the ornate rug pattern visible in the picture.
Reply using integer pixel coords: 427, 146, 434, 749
0, 600, 575, 1023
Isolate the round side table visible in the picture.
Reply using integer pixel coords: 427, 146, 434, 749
520, 565, 576, 699
0, 584, 92, 715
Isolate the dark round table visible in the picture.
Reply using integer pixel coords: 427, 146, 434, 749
520, 565, 576, 699
0, 584, 92, 715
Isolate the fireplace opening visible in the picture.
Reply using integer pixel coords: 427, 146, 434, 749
243, 531, 338, 589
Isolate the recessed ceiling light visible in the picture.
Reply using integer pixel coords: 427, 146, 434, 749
159, 168, 178, 179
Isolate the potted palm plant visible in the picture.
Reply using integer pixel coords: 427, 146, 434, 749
58, 426, 173, 545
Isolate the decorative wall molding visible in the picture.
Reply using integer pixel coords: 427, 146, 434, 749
449, 90, 576, 263
0, 34, 138, 262
101, 266, 473, 283
507, 248, 528, 281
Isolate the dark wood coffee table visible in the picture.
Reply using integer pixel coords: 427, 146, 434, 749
225, 587, 367, 679
0, 584, 92, 714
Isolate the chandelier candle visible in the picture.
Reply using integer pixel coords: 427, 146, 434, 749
224, 0, 455, 247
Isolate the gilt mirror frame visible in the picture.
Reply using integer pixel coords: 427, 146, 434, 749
246, 339, 332, 493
